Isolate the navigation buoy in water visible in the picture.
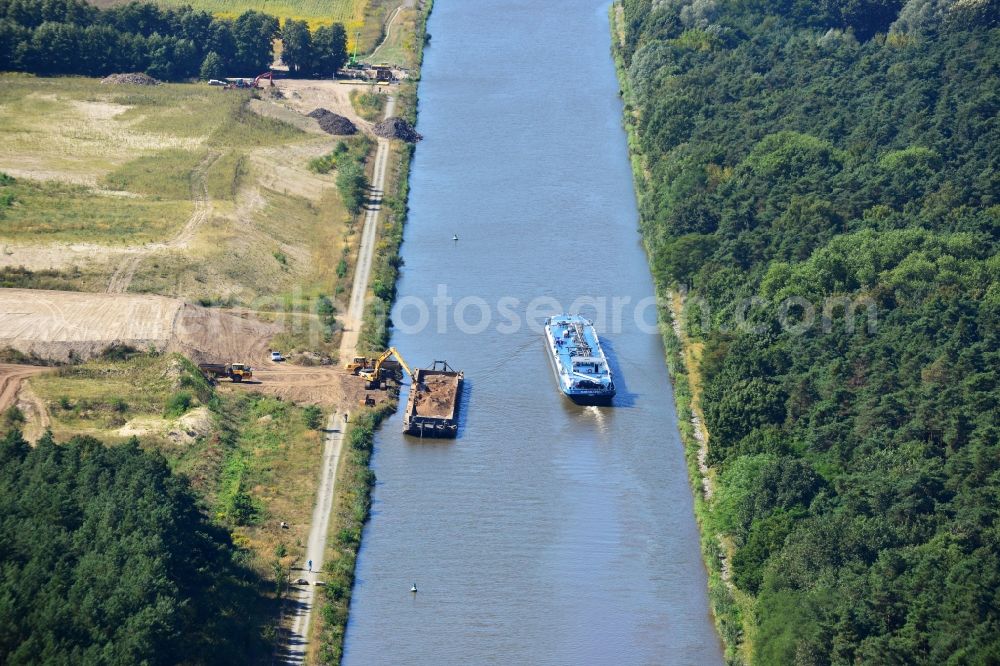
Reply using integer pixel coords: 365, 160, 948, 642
411, 583, 418, 593
452, 234, 459, 241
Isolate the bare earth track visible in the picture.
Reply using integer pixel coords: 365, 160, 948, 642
0, 364, 49, 413
106, 151, 220, 294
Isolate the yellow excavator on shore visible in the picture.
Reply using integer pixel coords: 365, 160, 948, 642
358, 347, 415, 389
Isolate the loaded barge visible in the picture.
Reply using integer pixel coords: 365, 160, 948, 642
544, 314, 616, 405
403, 361, 464, 438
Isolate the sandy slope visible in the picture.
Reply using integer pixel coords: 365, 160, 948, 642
0, 288, 279, 363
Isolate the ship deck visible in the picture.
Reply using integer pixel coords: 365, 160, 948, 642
547, 316, 610, 381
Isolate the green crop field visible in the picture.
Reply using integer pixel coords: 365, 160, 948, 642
90, 0, 368, 29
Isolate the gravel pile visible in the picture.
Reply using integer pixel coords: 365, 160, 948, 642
306, 108, 357, 135
373, 117, 422, 142
100, 72, 160, 86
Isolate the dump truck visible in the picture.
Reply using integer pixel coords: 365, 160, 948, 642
198, 362, 253, 382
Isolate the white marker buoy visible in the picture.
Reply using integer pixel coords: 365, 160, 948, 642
411, 583, 418, 593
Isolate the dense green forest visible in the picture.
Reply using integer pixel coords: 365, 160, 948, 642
0, 0, 347, 79
0, 429, 270, 663
616, 0, 998, 662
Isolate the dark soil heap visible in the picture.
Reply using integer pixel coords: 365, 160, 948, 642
100, 73, 160, 86
307, 108, 358, 135
373, 117, 422, 142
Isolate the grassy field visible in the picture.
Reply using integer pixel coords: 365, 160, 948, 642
0, 73, 360, 312
128, 183, 350, 306
101, 148, 248, 201
0, 177, 193, 244
368, 1, 424, 68
0, 76, 304, 185
102, 149, 208, 199
349, 88, 386, 122
204, 150, 248, 199
209, 393, 325, 596
30, 352, 213, 444
0, 266, 96, 291
89, 0, 368, 31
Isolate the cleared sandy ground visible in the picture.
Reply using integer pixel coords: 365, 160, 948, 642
0, 288, 277, 362
242, 362, 368, 407
0, 242, 133, 272
0, 289, 182, 360
0, 288, 374, 408
274, 79, 375, 134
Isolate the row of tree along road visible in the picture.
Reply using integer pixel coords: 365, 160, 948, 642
0, 0, 348, 80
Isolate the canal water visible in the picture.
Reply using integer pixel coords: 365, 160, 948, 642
343, 1, 724, 663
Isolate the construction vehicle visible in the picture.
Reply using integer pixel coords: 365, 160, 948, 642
372, 66, 393, 83
345, 356, 372, 374
348, 29, 361, 67
346, 355, 402, 375
221, 72, 273, 90
358, 347, 415, 389
198, 362, 253, 383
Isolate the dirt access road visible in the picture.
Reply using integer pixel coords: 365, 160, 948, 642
106, 151, 220, 294
280, 93, 397, 665
0, 364, 50, 442
370, 0, 419, 66
0, 364, 49, 413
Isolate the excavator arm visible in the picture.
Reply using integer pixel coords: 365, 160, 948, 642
359, 347, 415, 383
252, 71, 274, 88
386, 347, 415, 380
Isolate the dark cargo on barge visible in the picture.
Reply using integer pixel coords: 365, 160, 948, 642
403, 361, 463, 438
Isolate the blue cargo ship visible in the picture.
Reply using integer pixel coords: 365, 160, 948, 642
544, 314, 616, 405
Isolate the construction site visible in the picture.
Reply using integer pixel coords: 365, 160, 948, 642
0, 0, 447, 660
0, 55, 421, 640
0, 64, 416, 410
